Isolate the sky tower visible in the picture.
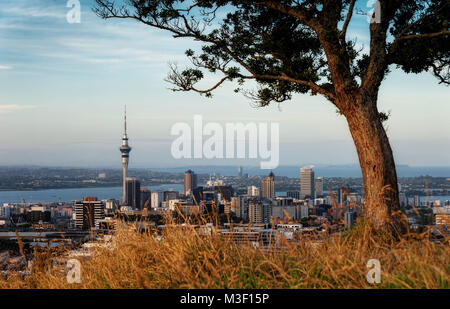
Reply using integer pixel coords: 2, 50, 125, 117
120, 106, 131, 204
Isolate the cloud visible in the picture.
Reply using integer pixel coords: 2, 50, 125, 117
0, 65, 12, 70
1, 6, 65, 19
0, 104, 35, 113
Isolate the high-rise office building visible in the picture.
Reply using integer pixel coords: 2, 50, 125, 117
344, 210, 357, 229
74, 197, 105, 230
192, 186, 204, 205
119, 106, 132, 204
231, 196, 248, 219
337, 187, 343, 204
414, 195, 421, 207
184, 169, 198, 196
213, 185, 233, 203
247, 185, 260, 198
140, 187, 151, 209
125, 177, 141, 209
0, 204, 12, 218
315, 177, 323, 196
261, 172, 275, 199
151, 191, 164, 209
238, 166, 242, 178
248, 199, 272, 224
300, 167, 315, 199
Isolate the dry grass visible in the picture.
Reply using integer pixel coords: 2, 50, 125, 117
0, 217, 448, 289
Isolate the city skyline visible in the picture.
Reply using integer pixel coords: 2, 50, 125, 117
1, 0, 449, 169
0, 0, 449, 293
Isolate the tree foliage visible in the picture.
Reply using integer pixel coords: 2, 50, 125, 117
94, 0, 449, 108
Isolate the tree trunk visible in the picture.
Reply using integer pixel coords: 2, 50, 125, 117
342, 95, 401, 234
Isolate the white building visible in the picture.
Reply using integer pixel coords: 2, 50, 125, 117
0, 204, 12, 218
169, 199, 181, 211
105, 199, 117, 211
300, 167, 315, 199
314, 198, 327, 206
151, 191, 164, 209
247, 185, 260, 198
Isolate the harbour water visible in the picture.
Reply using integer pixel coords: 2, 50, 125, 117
0, 184, 184, 204
0, 186, 448, 205
407, 196, 450, 204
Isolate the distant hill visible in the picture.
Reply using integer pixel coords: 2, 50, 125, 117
147, 165, 450, 178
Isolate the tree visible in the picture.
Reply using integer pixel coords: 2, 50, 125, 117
94, 0, 450, 234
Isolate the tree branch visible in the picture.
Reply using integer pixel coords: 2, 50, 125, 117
168, 76, 230, 94
389, 2, 450, 54
236, 0, 319, 30
430, 62, 450, 85
215, 44, 336, 100
390, 30, 450, 54
95, 1, 336, 102
360, 1, 399, 95
340, 0, 356, 42
253, 73, 336, 101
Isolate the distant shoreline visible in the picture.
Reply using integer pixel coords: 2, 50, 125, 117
0, 184, 185, 204
0, 184, 121, 192
0, 182, 183, 193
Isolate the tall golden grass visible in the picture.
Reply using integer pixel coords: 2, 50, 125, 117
0, 216, 448, 289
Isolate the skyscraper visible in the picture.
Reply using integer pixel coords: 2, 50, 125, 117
119, 106, 131, 204
261, 171, 275, 199
344, 209, 357, 229
140, 187, 151, 210
300, 167, 315, 199
125, 177, 141, 209
184, 169, 197, 196
315, 177, 323, 197
248, 198, 272, 224
231, 196, 248, 219
414, 195, 421, 207
151, 191, 164, 209
338, 187, 345, 205
74, 197, 105, 230
238, 166, 242, 178
247, 185, 260, 198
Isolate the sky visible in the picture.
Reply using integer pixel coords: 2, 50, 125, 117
0, 0, 449, 169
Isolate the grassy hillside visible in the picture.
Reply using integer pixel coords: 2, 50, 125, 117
0, 220, 448, 289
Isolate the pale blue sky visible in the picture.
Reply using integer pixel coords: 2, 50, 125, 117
0, 0, 449, 168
